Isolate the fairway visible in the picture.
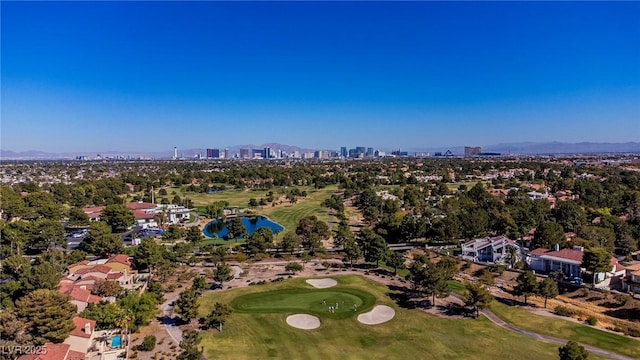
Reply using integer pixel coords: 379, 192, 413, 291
231, 287, 376, 320
199, 276, 611, 360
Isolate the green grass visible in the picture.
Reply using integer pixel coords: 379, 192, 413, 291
230, 287, 376, 320
259, 186, 337, 233
489, 301, 640, 358
447, 280, 467, 295
198, 275, 610, 360
181, 185, 336, 233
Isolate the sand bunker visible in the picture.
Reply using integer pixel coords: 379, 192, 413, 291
286, 314, 321, 330
306, 278, 337, 289
357, 305, 395, 325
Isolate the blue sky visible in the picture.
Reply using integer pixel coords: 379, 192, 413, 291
2, 1, 639, 153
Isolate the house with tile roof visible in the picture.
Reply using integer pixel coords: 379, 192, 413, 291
527, 246, 625, 286
60, 254, 139, 312
60, 286, 101, 313
623, 263, 640, 293
17, 343, 85, 360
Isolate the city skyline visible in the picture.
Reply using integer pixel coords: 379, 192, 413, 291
2, 1, 639, 153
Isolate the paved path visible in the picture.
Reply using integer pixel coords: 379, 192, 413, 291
160, 292, 183, 344
184, 211, 200, 227
479, 309, 635, 360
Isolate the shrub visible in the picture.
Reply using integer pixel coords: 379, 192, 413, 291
140, 335, 156, 351
581, 288, 590, 297
586, 316, 598, 326
235, 253, 248, 262
613, 293, 631, 306
555, 305, 575, 317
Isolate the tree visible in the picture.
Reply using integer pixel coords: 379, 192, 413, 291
506, 245, 521, 269
295, 216, 330, 253
246, 226, 273, 255
463, 282, 494, 318
0, 309, 32, 357
192, 276, 208, 293
133, 237, 163, 271
68, 207, 90, 226
101, 204, 134, 233
342, 237, 362, 267
212, 262, 234, 286
248, 198, 259, 207
532, 222, 566, 250
16, 289, 76, 344
280, 232, 301, 254
81, 221, 124, 257
386, 252, 406, 275
175, 287, 200, 322
227, 218, 248, 240
513, 270, 539, 305
140, 335, 156, 351
202, 303, 233, 332
539, 278, 559, 308
177, 329, 203, 360
409, 257, 456, 307
558, 340, 589, 360
0, 186, 26, 220
357, 228, 387, 266
555, 201, 587, 232
173, 242, 193, 264
81, 302, 124, 330
117, 292, 158, 331
28, 219, 66, 253
581, 247, 612, 285
285, 262, 303, 274
92, 279, 124, 298
162, 224, 185, 242
24, 192, 62, 220
185, 226, 204, 243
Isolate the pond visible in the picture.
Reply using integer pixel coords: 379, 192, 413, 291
202, 215, 284, 239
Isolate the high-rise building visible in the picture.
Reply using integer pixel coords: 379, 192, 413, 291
356, 146, 366, 155
224, 148, 229, 159
264, 147, 272, 159
366, 147, 374, 157
240, 148, 249, 159
173, 147, 178, 160
464, 146, 482, 157
252, 149, 263, 158
340, 146, 348, 158
206, 148, 220, 159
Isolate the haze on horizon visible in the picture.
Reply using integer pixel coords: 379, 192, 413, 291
1, 1, 639, 153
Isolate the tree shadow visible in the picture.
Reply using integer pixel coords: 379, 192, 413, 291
604, 308, 640, 321
495, 296, 519, 307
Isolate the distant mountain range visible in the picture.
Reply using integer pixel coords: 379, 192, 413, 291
1, 142, 639, 160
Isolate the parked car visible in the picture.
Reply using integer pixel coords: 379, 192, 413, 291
570, 277, 583, 285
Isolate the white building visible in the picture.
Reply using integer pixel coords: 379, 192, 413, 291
461, 236, 520, 264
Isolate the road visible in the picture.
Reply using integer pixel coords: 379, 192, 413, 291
479, 309, 636, 360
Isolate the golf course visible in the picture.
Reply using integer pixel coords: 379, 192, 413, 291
198, 275, 611, 360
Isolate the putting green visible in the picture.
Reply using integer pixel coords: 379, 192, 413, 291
230, 288, 377, 320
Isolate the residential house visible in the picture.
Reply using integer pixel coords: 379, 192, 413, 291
17, 343, 85, 360
624, 263, 640, 293
64, 317, 96, 355
59, 285, 101, 313
82, 207, 105, 222
461, 236, 520, 264
60, 255, 139, 312
527, 246, 625, 287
